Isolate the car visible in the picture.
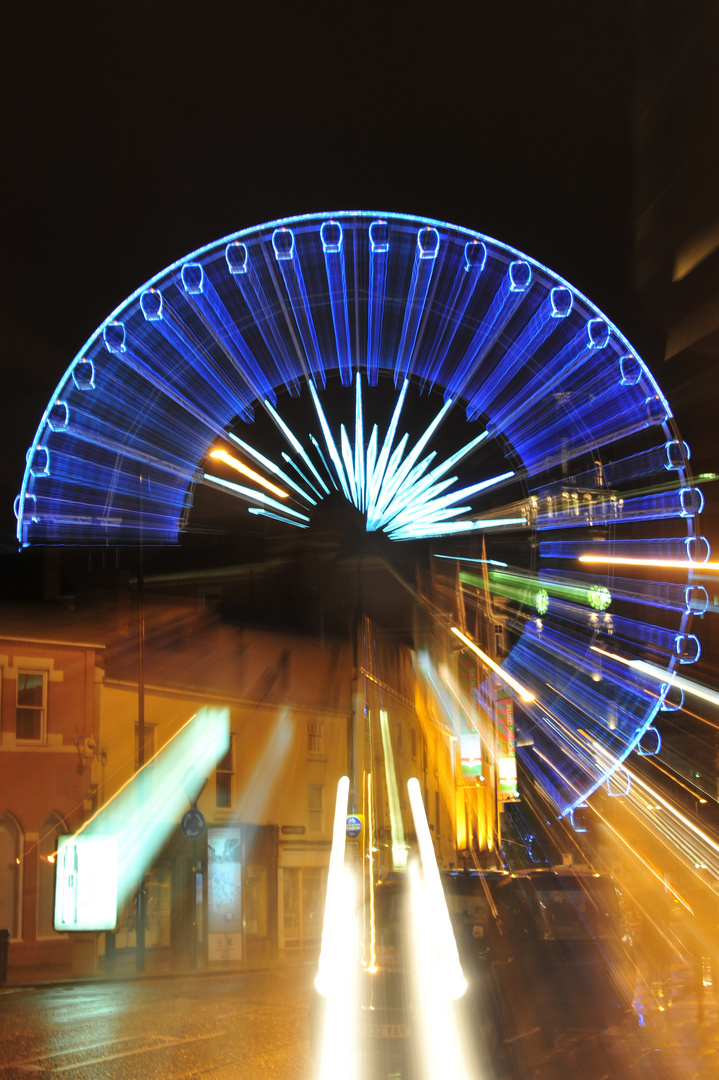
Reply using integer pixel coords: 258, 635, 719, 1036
309, 873, 503, 1079
443, 867, 637, 1045
510, 868, 637, 1031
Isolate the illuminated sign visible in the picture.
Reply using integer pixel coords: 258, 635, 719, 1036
496, 697, 519, 801
460, 732, 483, 778
54, 834, 118, 932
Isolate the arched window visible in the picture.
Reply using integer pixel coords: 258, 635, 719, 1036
0, 814, 23, 939
37, 813, 66, 938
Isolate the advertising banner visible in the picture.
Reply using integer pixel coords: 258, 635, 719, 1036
495, 697, 519, 801
208, 826, 242, 960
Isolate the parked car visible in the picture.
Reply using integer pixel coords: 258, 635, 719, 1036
442, 867, 637, 1043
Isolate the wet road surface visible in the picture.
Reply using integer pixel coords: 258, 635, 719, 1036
0, 960, 717, 1079
0, 966, 312, 1080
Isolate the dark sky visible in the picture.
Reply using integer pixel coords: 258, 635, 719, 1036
0, 3, 654, 539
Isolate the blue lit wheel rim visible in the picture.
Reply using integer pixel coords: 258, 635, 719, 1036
17, 210, 708, 820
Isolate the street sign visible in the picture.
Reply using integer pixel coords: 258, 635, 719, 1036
181, 808, 206, 840
346, 814, 363, 840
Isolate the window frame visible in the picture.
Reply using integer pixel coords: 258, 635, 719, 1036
215, 735, 234, 809
307, 721, 325, 756
15, 669, 48, 744
308, 784, 324, 832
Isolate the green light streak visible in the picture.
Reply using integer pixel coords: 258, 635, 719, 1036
460, 569, 612, 612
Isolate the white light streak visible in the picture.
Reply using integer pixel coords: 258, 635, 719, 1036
67, 708, 229, 915
316, 775, 351, 997
590, 645, 719, 709
222, 382, 511, 542
391, 517, 526, 540
407, 779, 467, 1000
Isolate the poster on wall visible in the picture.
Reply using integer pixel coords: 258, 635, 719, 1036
207, 827, 242, 961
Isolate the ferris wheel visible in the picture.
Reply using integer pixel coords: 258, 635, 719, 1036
16, 210, 708, 822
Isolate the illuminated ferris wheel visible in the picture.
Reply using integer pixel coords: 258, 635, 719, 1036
16, 211, 708, 823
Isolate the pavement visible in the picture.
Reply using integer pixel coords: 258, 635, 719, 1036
1, 945, 319, 989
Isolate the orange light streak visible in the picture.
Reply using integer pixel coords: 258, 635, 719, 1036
579, 555, 719, 570
589, 802, 694, 913
591, 738, 719, 858
210, 448, 288, 498
450, 626, 535, 702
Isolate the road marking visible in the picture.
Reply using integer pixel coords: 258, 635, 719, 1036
1, 1032, 225, 1074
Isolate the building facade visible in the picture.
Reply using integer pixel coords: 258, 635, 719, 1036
0, 612, 102, 970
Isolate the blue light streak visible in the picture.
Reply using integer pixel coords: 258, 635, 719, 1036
308, 433, 339, 491
308, 380, 351, 500
273, 228, 326, 386
247, 508, 309, 528
280, 452, 323, 501
394, 227, 440, 385
264, 398, 330, 495
18, 208, 698, 826
202, 473, 310, 520
433, 554, 508, 567
321, 220, 353, 387
367, 220, 389, 386
354, 373, 365, 511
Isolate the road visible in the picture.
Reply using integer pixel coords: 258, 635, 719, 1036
0, 963, 716, 1080
0, 967, 313, 1080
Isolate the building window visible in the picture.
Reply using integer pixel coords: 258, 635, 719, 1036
307, 721, 324, 755
134, 724, 156, 769
216, 738, 234, 808
16, 671, 47, 742
308, 785, 324, 832
0, 813, 22, 938
411, 727, 417, 761
395, 715, 402, 753
435, 791, 440, 833
281, 866, 326, 949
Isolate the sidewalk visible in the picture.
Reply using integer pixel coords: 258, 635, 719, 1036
2, 945, 319, 990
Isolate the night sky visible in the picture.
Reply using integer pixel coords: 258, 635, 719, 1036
0, 3, 672, 541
